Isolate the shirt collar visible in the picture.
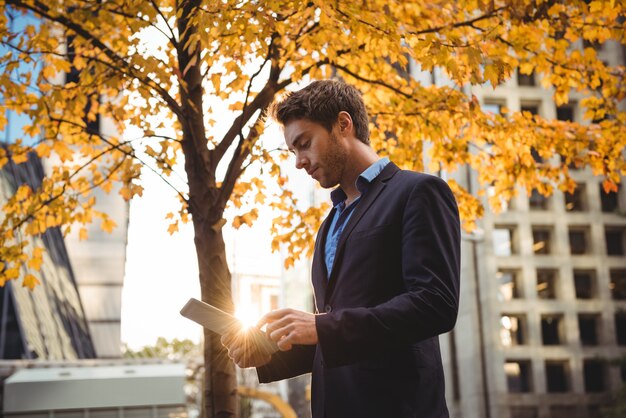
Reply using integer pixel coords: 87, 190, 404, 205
330, 157, 390, 206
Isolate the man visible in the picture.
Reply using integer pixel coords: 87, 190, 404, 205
222, 79, 460, 418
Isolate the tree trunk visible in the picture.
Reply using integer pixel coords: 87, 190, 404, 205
194, 216, 238, 418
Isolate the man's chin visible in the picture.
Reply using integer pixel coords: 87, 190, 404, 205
317, 178, 339, 189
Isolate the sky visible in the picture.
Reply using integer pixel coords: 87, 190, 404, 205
117, 20, 328, 349
118, 103, 323, 349
120, 124, 293, 350
120, 136, 322, 349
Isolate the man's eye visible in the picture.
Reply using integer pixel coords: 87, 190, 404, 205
301, 141, 310, 149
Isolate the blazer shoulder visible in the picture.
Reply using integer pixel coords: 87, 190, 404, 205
392, 170, 453, 193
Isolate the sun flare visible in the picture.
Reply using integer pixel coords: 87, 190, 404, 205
234, 305, 259, 330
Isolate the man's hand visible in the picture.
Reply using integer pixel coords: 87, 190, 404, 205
258, 308, 319, 351
221, 329, 272, 368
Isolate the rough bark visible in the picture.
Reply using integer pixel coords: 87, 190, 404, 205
176, 1, 237, 416
195, 218, 237, 418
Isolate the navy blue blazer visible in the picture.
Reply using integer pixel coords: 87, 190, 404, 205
258, 162, 461, 418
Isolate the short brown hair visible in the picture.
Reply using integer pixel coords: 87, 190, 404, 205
269, 79, 370, 144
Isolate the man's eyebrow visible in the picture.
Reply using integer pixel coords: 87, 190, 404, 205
289, 132, 306, 150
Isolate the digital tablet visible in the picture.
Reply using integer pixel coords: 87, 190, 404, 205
179, 298, 279, 354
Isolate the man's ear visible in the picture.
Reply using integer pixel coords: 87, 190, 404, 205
337, 111, 353, 134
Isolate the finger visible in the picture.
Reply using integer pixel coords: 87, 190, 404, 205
277, 333, 293, 351
258, 308, 292, 327
231, 347, 243, 363
265, 314, 296, 335
269, 324, 293, 343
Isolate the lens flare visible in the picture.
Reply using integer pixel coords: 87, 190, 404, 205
234, 305, 258, 330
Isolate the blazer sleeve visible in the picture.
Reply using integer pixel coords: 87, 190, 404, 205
256, 344, 316, 383
315, 175, 461, 368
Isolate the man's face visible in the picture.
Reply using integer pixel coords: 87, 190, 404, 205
284, 118, 347, 189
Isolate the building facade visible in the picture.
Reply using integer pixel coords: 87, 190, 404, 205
437, 40, 626, 418
0, 147, 96, 362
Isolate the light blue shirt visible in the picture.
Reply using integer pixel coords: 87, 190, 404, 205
324, 157, 390, 275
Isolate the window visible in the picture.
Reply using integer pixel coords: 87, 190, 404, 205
600, 184, 620, 213
615, 312, 626, 345
488, 186, 513, 212
605, 227, 625, 255
517, 69, 536, 86
556, 105, 575, 122
500, 314, 526, 346
529, 189, 550, 210
588, 405, 602, 418
497, 270, 522, 301
532, 227, 553, 254
537, 270, 558, 299
483, 102, 504, 115
610, 270, 626, 300
564, 183, 587, 211
124, 407, 153, 418
578, 314, 600, 346
510, 407, 538, 418
52, 412, 82, 418
269, 294, 279, 311
569, 228, 590, 255
583, 39, 604, 51
65, 46, 101, 135
545, 360, 570, 392
505, 360, 533, 393
156, 406, 186, 418
521, 103, 539, 115
574, 270, 596, 299
560, 153, 581, 170
549, 406, 577, 418
493, 226, 517, 255
541, 314, 565, 345
90, 409, 119, 418
583, 359, 606, 393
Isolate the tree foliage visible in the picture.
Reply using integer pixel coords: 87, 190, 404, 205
124, 336, 201, 360
1, 0, 625, 416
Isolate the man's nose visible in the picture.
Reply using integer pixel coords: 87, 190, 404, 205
295, 155, 308, 170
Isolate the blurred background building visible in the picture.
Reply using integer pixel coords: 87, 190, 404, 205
415, 40, 626, 418
0, 146, 96, 363
0, 10, 137, 416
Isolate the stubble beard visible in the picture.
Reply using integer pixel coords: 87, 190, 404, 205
317, 132, 347, 189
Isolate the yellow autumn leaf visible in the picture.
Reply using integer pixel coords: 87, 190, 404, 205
27, 247, 44, 271
23, 274, 41, 290
52, 141, 74, 162
101, 218, 117, 233
4, 267, 20, 280
120, 186, 133, 201
11, 150, 29, 164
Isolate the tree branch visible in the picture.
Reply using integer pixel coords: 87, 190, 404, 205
215, 112, 265, 218
48, 115, 188, 203
6, 0, 184, 120
148, 0, 179, 48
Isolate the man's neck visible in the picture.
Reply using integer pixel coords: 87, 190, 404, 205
339, 143, 380, 203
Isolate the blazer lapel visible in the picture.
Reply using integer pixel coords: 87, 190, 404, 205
325, 162, 400, 301
312, 208, 335, 306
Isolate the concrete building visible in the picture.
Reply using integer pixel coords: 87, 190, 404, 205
62, 172, 129, 359
434, 40, 626, 418
0, 11, 130, 359
58, 53, 130, 359
0, 147, 96, 363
